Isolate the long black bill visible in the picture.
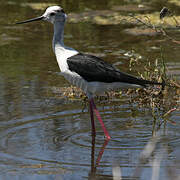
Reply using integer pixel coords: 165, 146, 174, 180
16, 16, 44, 24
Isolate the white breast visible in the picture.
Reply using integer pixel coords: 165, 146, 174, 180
55, 45, 90, 94
55, 45, 78, 72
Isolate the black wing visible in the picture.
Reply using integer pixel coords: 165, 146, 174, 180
67, 53, 161, 86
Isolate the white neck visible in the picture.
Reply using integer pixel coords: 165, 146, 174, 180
52, 21, 65, 51
52, 20, 78, 72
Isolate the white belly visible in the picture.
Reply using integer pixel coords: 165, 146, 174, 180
61, 70, 142, 98
61, 70, 88, 94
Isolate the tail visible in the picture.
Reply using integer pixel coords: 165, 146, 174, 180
140, 78, 166, 89
117, 70, 166, 88
142, 79, 164, 86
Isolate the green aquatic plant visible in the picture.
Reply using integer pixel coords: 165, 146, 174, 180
128, 49, 179, 131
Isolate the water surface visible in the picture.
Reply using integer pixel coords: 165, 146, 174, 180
0, 0, 180, 179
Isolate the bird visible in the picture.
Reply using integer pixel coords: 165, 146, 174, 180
16, 6, 163, 140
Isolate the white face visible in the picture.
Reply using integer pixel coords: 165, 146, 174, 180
42, 6, 67, 24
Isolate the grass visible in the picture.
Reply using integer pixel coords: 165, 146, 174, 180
127, 49, 179, 130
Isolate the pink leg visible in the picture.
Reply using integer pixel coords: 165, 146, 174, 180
96, 138, 110, 167
89, 99, 96, 136
90, 98, 111, 140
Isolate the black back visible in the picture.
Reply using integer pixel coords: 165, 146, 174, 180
67, 53, 161, 86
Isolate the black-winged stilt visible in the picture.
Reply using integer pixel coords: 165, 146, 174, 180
16, 6, 163, 140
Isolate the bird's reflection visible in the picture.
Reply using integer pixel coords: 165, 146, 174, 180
89, 134, 110, 179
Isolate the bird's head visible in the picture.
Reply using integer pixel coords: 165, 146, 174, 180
43, 6, 66, 23
16, 6, 66, 25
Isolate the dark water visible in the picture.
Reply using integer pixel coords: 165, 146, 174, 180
0, 0, 180, 179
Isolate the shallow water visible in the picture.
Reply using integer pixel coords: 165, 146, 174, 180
0, 0, 180, 179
